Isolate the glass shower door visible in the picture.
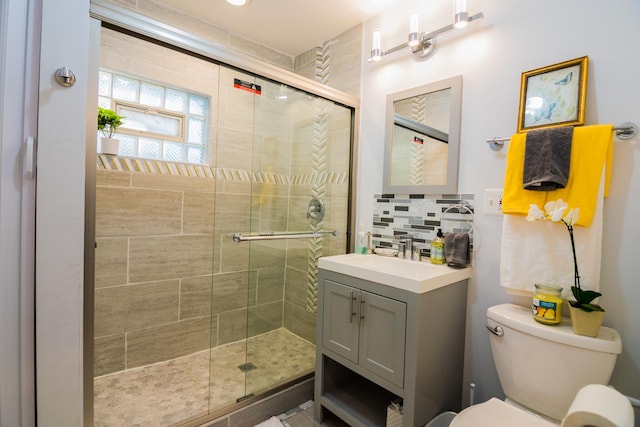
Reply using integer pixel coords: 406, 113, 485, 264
210, 65, 352, 408
243, 77, 352, 397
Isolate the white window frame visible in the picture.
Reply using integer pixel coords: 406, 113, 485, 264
115, 101, 186, 142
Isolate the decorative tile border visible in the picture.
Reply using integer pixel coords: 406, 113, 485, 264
410, 95, 426, 185
306, 102, 330, 314
371, 193, 474, 256
97, 155, 348, 185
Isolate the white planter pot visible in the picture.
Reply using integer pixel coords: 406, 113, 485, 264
100, 137, 119, 155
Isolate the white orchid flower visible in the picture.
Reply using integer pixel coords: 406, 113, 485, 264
526, 204, 545, 222
526, 199, 594, 309
544, 199, 568, 222
563, 207, 580, 226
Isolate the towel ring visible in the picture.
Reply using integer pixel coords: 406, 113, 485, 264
441, 204, 474, 237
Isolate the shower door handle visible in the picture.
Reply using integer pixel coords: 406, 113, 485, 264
24, 136, 36, 180
232, 229, 337, 242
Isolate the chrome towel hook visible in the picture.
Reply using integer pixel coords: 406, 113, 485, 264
55, 66, 76, 87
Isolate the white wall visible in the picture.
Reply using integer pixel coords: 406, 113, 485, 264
360, 0, 640, 420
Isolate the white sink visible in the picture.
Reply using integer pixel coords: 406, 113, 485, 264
318, 253, 471, 293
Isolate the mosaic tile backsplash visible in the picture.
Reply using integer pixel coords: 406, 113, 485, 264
371, 193, 474, 258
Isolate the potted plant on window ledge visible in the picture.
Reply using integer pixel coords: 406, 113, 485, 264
98, 107, 124, 155
527, 199, 605, 337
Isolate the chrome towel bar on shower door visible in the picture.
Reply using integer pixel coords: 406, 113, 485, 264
232, 230, 338, 242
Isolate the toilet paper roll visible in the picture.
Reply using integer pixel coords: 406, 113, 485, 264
561, 384, 634, 427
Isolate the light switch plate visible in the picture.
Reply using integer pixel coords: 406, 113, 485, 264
484, 188, 503, 215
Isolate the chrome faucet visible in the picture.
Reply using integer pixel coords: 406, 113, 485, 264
399, 237, 413, 259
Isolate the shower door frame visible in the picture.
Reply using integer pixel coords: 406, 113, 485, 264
86, 1, 360, 425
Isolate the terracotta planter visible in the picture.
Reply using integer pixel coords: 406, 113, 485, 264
100, 137, 119, 155
568, 304, 605, 337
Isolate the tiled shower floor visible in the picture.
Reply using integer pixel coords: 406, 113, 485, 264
94, 328, 316, 427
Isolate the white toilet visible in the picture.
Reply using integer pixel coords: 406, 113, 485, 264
451, 303, 622, 426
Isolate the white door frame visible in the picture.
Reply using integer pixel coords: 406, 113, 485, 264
35, 0, 97, 425
0, 0, 40, 425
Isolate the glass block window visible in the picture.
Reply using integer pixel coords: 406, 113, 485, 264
98, 69, 210, 165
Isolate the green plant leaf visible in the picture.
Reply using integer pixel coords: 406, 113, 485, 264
570, 286, 604, 310
579, 303, 605, 312
579, 290, 602, 304
571, 285, 580, 302
97, 107, 125, 138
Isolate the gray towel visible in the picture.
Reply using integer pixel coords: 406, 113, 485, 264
523, 126, 573, 191
444, 232, 470, 268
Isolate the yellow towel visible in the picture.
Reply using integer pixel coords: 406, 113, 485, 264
502, 124, 613, 226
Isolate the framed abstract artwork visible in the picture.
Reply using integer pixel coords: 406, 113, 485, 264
517, 56, 588, 132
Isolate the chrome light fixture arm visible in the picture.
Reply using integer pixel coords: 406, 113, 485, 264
370, 11, 484, 62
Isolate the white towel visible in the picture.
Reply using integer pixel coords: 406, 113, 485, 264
500, 172, 604, 298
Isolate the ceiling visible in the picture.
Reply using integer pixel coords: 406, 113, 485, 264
156, 0, 402, 57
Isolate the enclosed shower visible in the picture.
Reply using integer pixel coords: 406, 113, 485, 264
92, 27, 353, 426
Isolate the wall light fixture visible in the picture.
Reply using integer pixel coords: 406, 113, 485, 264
369, 1, 483, 62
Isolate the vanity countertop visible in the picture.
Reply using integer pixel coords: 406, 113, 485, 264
318, 253, 471, 294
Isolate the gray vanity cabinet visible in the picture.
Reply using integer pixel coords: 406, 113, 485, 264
322, 279, 406, 387
315, 268, 468, 427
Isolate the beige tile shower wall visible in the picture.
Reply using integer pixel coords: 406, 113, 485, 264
294, 24, 363, 98
96, 29, 223, 376
99, 0, 294, 70
94, 171, 291, 376
94, 169, 217, 376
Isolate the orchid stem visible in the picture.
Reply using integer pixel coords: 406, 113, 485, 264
566, 222, 581, 290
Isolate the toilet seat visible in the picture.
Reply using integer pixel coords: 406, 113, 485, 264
450, 398, 558, 427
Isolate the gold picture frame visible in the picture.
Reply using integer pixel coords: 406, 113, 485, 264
517, 56, 588, 132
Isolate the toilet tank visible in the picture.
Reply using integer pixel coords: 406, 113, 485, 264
486, 303, 621, 421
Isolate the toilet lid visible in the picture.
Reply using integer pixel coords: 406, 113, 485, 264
450, 398, 558, 427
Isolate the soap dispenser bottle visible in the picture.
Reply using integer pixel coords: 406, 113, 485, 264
430, 229, 445, 264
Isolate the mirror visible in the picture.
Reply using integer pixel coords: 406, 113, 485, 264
383, 75, 462, 194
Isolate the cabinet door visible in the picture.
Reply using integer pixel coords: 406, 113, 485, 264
359, 291, 407, 387
322, 280, 359, 363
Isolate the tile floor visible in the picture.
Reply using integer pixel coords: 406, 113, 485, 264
94, 328, 316, 427
279, 402, 349, 427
